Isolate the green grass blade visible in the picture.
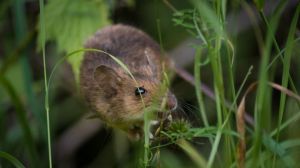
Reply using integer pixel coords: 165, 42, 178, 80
275, 2, 300, 141
229, 66, 253, 111
260, 3, 300, 167
193, 9, 207, 44
38, 0, 52, 167
0, 77, 36, 167
13, 0, 45, 150
0, 151, 26, 168
260, 12, 300, 100
194, 47, 209, 128
207, 129, 222, 168
266, 38, 300, 70
177, 139, 207, 168
225, 40, 236, 101
48, 48, 140, 91
252, 1, 287, 166
12, 0, 40, 166
191, 0, 224, 37
271, 111, 300, 137
192, 0, 233, 166
280, 139, 300, 149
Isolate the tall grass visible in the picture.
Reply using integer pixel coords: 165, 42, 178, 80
158, 0, 300, 168
273, 3, 300, 167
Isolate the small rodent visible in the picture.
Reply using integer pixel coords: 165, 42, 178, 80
80, 24, 177, 139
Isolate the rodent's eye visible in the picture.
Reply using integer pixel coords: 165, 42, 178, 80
135, 87, 147, 96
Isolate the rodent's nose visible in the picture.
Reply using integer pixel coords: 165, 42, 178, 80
167, 92, 177, 111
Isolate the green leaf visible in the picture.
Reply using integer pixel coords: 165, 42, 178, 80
38, 0, 110, 82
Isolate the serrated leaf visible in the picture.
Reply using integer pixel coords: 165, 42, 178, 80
38, 0, 110, 83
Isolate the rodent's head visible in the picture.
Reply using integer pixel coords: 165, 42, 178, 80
80, 24, 177, 139
90, 52, 177, 132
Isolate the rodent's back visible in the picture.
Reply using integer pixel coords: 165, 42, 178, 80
81, 24, 162, 70
80, 25, 163, 91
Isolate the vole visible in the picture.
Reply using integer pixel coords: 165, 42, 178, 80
80, 24, 177, 139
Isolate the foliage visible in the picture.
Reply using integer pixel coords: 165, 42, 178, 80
1, 0, 300, 167
38, 0, 110, 82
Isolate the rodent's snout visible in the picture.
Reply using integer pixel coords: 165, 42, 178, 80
166, 92, 177, 111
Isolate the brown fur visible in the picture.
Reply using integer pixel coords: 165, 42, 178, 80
80, 24, 176, 136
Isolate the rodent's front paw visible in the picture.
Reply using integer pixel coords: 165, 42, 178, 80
127, 124, 144, 141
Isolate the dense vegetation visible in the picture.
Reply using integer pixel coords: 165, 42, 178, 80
0, 0, 300, 167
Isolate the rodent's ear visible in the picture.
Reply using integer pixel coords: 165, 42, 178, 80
93, 65, 122, 92
144, 48, 157, 76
